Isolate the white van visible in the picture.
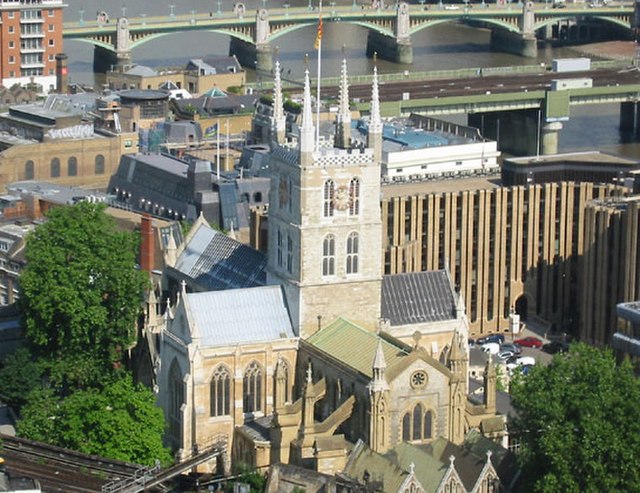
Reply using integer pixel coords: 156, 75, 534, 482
481, 342, 500, 355
506, 356, 535, 372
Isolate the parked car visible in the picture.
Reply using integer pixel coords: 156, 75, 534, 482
476, 333, 505, 345
543, 341, 569, 354
481, 342, 500, 355
497, 349, 516, 360
506, 356, 536, 372
500, 342, 522, 355
514, 336, 543, 349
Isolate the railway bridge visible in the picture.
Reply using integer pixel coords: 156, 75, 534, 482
62, 2, 637, 72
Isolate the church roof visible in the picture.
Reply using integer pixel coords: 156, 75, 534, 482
186, 285, 295, 346
386, 442, 449, 493
342, 440, 410, 493
381, 271, 456, 326
173, 223, 266, 290
306, 318, 409, 378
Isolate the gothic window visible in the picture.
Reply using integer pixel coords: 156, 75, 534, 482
323, 179, 335, 217
210, 365, 231, 417
277, 229, 283, 268
68, 156, 77, 177
169, 359, 184, 443
24, 160, 34, 180
349, 177, 360, 215
95, 154, 105, 175
286, 234, 293, 273
346, 232, 359, 274
322, 234, 335, 276
274, 358, 291, 404
402, 404, 433, 442
50, 157, 60, 177
243, 361, 263, 414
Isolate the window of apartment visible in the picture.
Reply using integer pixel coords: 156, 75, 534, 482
48, 9, 54, 16
48, 54, 54, 61
24, 160, 34, 180
322, 234, 336, 276
243, 362, 263, 414
8, 41, 14, 49
210, 365, 231, 417
346, 232, 359, 275
48, 39, 54, 46
8, 56, 14, 64
48, 68, 53, 75
95, 155, 105, 175
48, 24, 54, 32
50, 157, 60, 177
8, 26, 14, 34
8, 71, 14, 78
7, 11, 14, 19
67, 156, 77, 177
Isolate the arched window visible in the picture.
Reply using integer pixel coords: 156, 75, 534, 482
276, 229, 283, 268
95, 154, 105, 175
323, 179, 335, 217
346, 232, 359, 274
349, 177, 360, 216
322, 234, 335, 276
210, 365, 231, 417
169, 359, 184, 443
24, 160, 34, 180
243, 362, 263, 413
274, 358, 291, 404
403, 403, 433, 442
50, 158, 60, 178
286, 234, 293, 273
67, 156, 77, 177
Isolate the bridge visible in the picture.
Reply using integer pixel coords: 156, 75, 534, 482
325, 63, 640, 155
62, 2, 637, 72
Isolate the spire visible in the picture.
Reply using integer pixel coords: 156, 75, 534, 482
373, 339, 386, 371
273, 59, 286, 144
367, 63, 383, 161
335, 57, 351, 149
484, 354, 497, 413
299, 67, 315, 163
368, 339, 389, 393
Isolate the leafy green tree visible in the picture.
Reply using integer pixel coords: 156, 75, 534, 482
0, 347, 41, 411
18, 376, 172, 467
19, 202, 148, 370
510, 343, 640, 493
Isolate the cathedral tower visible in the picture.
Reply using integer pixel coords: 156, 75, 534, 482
267, 62, 383, 338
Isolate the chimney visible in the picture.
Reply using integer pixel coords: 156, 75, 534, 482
55, 53, 69, 94
140, 214, 154, 272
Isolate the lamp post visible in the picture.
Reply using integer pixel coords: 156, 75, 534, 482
262, 0, 268, 8
308, 0, 313, 11
217, 0, 222, 14
169, 4, 175, 17
121, 4, 126, 17
79, 8, 84, 24
284, 2, 290, 17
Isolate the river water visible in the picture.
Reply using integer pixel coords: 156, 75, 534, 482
62, 0, 640, 158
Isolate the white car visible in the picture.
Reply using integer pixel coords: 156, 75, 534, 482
506, 356, 535, 372
444, 4, 460, 9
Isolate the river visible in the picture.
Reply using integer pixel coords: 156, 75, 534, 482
61, 0, 640, 158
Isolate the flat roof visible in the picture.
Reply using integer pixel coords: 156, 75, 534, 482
381, 176, 501, 199
505, 151, 640, 167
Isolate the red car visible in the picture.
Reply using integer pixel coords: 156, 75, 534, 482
514, 336, 543, 349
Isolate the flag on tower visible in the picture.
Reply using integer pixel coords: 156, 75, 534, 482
314, 14, 323, 50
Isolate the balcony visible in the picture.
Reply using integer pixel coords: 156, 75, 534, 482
20, 46, 44, 54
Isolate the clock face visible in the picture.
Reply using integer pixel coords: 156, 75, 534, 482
332, 186, 350, 211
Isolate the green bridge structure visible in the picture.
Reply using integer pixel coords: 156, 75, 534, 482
62, 2, 638, 73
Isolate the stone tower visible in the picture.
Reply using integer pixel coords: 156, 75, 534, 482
266, 64, 383, 338
448, 330, 468, 444
368, 339, 390, 453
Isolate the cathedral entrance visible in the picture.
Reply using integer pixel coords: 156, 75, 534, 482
515, 295, 528, 321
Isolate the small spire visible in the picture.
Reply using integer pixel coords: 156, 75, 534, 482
273, 59, 286, 143
299, 67, 315, 159
227, 220, 236, 240
306, 361, 313, 384
369, 64, 382, 135
335, 57, 351, 149
373, 339, 386, 370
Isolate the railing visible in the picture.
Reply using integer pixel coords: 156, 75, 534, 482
101, 462, 162, 493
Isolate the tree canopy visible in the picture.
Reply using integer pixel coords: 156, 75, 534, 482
19, 201, 148, 368
18, 376, 172, 467
510, 343, 640, 493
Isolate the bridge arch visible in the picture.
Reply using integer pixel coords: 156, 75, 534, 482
533, 14, 632, 33
129, 29, 253, 51
408, 17, 521, 36
65, 37, 117, 52
269, 19, 394, 42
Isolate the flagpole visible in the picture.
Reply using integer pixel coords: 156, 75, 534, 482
315, 0, 323, 152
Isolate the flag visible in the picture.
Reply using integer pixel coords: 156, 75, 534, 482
314, 15, 323, 50
204, 123, 218, 138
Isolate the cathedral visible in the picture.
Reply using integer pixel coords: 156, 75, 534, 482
152, 59, 508, 486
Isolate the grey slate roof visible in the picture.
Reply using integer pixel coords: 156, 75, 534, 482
381, 271, 456, 326
186, 285, 294, 347
174, 223, 266, 290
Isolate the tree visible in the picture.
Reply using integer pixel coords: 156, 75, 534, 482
19, 202, 148, 369
0, 347, 41, 411
510, 343, 640, 492
18, 375, 172, 467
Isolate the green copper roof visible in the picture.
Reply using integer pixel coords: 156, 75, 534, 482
388, 442, 448, 493
306, 317, 409, 378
